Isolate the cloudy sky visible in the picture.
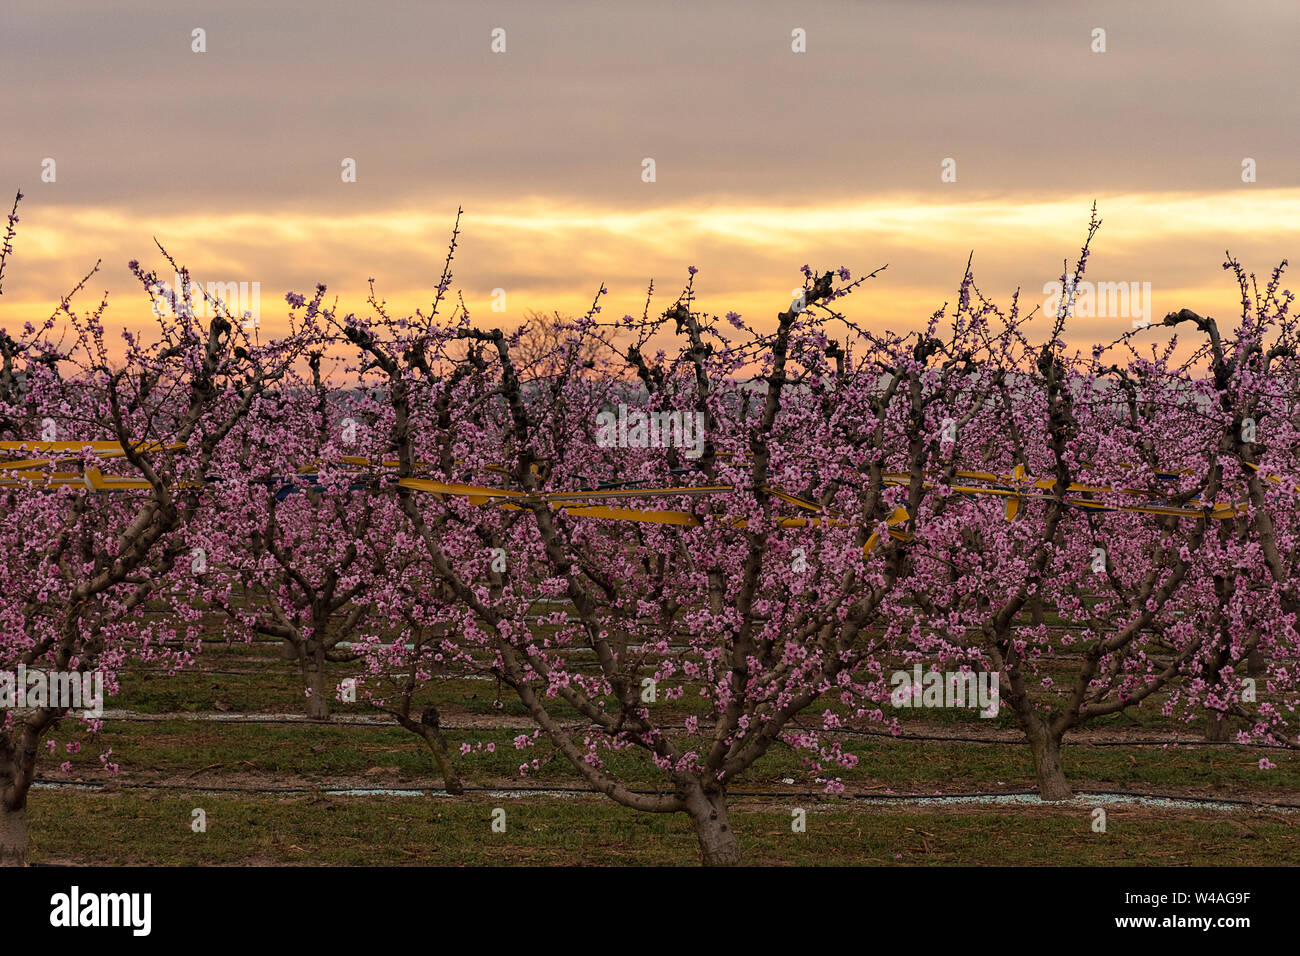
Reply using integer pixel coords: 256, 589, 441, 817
1, 0, 1296, 346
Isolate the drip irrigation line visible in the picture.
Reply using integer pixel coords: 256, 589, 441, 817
805, 725, 1299, 749
28, 776, 1300, 811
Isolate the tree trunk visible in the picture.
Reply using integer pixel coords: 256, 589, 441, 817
302, 645, 329, 721
1246, 650, 1266, 677
1030, 594, 1045, 627
0, 805, 28, 867
1028, 729, 1072, 801
415, 724, 464, 796
397, 710, 465, 795
1205, 710, 1230, 742
685, 785, 741, 866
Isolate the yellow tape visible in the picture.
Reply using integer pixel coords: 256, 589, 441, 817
0, 440, 182, 456
0, 443, 1274, 543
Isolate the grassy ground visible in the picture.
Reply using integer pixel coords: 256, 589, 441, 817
30, 791, 1299, 866
26, 635, 1299, 866
46, 718, 1300, 797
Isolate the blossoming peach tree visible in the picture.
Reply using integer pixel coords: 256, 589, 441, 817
894, 236, 1300, 798
340, 254, 1034, 865
199, 300, 413, 721
0, 195, 316, 863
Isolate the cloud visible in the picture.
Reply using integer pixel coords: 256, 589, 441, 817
3, 0, 1296, 209
1, 190, 1294, 351
1, 1, 1295, 354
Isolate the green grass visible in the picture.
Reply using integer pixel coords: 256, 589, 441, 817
29, 791, 1298, 866
47, 717, 1300, 797
38, 625, 1296, 866
115, 637, 1272, 739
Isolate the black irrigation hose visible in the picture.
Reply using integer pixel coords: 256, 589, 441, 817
29, 776, 1300, 810
816, 726, 1299, 750
129, 669, 288, 677
100, 713, 391, 725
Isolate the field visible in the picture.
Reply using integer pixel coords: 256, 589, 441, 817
31, 636, 1300, 867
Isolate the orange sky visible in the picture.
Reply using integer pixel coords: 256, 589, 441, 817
4, 189, 1296, 352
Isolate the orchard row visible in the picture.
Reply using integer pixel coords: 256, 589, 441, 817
0, 197, 1296, 865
